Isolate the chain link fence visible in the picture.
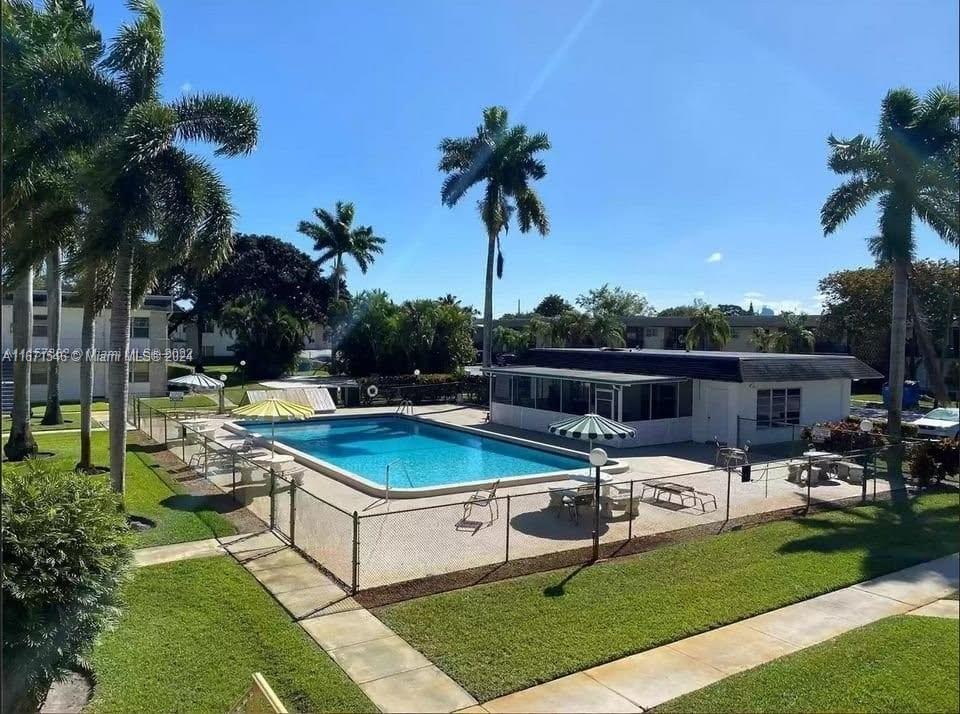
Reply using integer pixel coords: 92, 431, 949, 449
130, 396, 920, 594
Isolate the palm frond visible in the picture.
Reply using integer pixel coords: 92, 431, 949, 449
172, 93, 259, 156
820, 178, 882, 235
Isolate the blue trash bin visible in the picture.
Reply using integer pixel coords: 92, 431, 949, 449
882, 381, 921, 409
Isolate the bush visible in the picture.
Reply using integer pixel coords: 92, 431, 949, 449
909, 442, 940, 486
802, 420, 885, 453
357, 373, 488, 406
2, 460, 133, 714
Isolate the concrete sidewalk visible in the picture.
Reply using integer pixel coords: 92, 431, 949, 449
476, 553, 960, 713
222, 531, 477, 714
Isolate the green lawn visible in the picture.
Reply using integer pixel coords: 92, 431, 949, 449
90, 556, 373, 713
378, 492, 960, 701
1, 402, 109, 433
6, 432, 235, 547
658, 615, 959, 713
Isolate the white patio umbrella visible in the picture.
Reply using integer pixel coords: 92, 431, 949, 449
231, 398, 314, 460
167, 372, 226, 418
168, 372, 224, 390
549, 413, 636, 558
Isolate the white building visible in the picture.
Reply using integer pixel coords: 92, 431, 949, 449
484, 348, 881, 448
1, 291, 173, 403
172, 318, 331, 361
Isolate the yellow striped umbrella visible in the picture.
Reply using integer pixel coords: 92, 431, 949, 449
232, 398, 314, 454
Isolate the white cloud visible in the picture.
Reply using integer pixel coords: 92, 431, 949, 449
744, 291, 764, 299
180, 82, 193, 93
706, 252, 723, 263
693, 290, 706, 298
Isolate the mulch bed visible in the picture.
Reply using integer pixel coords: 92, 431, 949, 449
128, 433, 264, 535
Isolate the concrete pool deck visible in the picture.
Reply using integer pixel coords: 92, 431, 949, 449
145, 404, 898, 590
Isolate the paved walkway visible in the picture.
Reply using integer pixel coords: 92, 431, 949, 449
474, 553, 960, 713
221, 531, 477, 714
133, 538, 226, 567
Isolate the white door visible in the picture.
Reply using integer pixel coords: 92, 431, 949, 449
706, 386, 729, 443
595, 388, 615, 418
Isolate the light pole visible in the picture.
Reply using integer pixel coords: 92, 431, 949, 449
590, 447, 607, 561
218, 373, 227, 413
239, 359, 246, 392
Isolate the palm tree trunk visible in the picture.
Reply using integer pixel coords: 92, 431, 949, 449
107, 241, 133, 494
482, 232, 496, 368
78, 275, 96, 471
41, 248, 63, 425
887, 258, 909, 440
333, 254, 342, 302
195, 316, 205, 370
908, 291, 949, 405
3, 269, 38, 460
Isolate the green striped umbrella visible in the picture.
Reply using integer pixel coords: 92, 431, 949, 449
548, 413, 636, 441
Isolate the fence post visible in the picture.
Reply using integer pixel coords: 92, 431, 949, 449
163, 413, 168, 448
231, 452, 237, 503
504, 495, 511, 563
628, 481, 634, 540
352, 511, 360, 594
203, 436, 209, 476
862, 453, 869, 503
736, 416, 741, 449
181, 425, 186, 463
806, 456, 813, 512
289, 473, 300, 546
268, 468, 276, 531
149, 404, 153, 440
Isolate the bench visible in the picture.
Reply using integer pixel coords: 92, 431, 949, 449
835, 461, 864, 484
641, 482, 718, 513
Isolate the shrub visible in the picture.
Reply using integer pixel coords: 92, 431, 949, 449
909, 442, 940, 486
2, 460, 132, 714
802, 420, 885, 453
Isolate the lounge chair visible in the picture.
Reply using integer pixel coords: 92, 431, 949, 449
463, 480, 501, 524
560, 485, 594, 524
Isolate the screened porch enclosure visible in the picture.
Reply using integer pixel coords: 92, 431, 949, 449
490, 372, 692, 423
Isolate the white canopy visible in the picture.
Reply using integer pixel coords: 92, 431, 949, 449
168, 373, 223, 391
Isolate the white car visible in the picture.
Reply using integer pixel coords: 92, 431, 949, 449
909, 407, 960, 439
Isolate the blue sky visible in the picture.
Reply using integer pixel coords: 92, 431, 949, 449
96, 0, 958, 315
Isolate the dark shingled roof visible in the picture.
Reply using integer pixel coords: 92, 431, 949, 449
517, 348, 882, 384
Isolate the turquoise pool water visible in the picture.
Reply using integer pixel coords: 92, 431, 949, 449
240, 416, 585, 488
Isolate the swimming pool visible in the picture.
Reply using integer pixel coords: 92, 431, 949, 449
238, 416, 586, 490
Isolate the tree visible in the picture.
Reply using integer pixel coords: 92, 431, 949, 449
171, 234, 331, 367
219, 296, 308, 379
576, 284, 651, 319
81, 0, 259, 492
297, 201, 385, 302
769, 312, 815, 353
819, 260, 960, 392
534, 293, 571, 317
657, 304, 699, 317
717, 303, 746, 317
821, 86, 959, 439
40, 249, 64, 425
76, 260, 112, 472
685, 305, 732, 350
590, 313, 626, 348
439, 106, 551, 368
493, 326, 528, 354
750, 327, 773, 352
2, 0, 110, 459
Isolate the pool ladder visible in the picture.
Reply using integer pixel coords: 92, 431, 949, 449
396, 399, 413, 415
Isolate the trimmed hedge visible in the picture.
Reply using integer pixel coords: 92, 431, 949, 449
357, 373, 487, 406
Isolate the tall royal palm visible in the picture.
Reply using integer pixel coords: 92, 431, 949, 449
438, 106, 551, 367
685, 306, 732, 350
2, 0, 109, 459
821, 87, 958, 439
83, 0, 258, 492
297, 201, 385, 302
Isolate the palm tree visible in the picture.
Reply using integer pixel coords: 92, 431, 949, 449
2, 0, 108, 459
438, 106, 551, 367
750, 327, 772, 353
685, 306, 732, 350
297, 201, 385, 302
821, 86, 959, 439
769, 313, 816, 353
590, 313, 626, 348
76, 258, 112, 471
80, 0, 258, 492
40, 247, 64, 425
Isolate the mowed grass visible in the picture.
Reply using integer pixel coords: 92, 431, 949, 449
89, 556, 373, 713
7, 432, 235, 547
1, 402, 108, 432
657, 615, 959, 713
378, 492, 960, 701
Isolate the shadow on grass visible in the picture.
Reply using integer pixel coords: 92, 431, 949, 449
543, 562, 594, 598
160, 492, 245, 516
778, 488, 959, 579
128, 443, 167, 455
